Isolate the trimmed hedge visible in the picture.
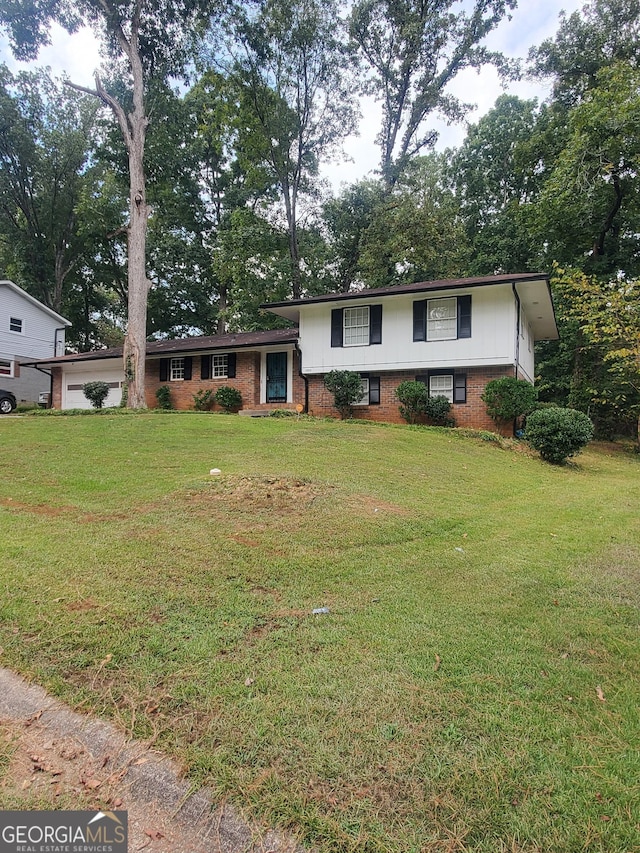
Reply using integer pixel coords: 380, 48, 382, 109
525, 407, 594, 464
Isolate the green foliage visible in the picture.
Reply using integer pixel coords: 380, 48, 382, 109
395, 380, 429, 424
423, 394, 453, 425
323, 370, 365, 419
214, 385, 242, 412
193, 389, 214, 411
349, 0, 516, 188
526, 407, 594, 464
155, 385, 174, 410
482, 377, 538, 423
82, 381, 111, 409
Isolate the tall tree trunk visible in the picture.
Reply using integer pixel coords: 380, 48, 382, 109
124, 126, 150, 408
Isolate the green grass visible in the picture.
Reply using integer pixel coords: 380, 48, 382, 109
0, 413, 638, 852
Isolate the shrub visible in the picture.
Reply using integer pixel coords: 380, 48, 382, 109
214, 385, 242, 412
525, 407, 594, 464
83, 381, 110, 409
193, 389, 214, 411
323, 370, 365, 419
482, 377, 538, 423
155, 385, 173, 410
423, 394, 453, 425
395, 381, 428, 424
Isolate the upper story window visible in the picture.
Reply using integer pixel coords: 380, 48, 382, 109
344, 306, 370, 347
9, 317, 23, 334
427, 298, 457, 341
413, 295, 471, 342
331, 305, 382, 347
170, 357, 185, 381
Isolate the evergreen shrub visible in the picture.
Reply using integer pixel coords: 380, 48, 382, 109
525, 407, 594, 464
83, 381, 110, 409
324, 370, 365, 419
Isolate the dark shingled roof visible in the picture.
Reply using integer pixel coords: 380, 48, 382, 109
21, 327, 298, 368
262, 272, 549, 310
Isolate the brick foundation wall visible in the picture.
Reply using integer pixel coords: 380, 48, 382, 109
306, 365, 517, 434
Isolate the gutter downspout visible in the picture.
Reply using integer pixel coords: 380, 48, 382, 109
512, 284, 521, 381
512, 283, 522, 437
295, 341, 309, 413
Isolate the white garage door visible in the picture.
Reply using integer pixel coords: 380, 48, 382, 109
62, 362, 125, 409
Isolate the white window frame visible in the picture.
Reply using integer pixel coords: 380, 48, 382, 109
352, 377, 370, 406
426, 298, 457, 341
429, 374, 454, 402
9, 317, 23, 334
0, 358, 14, 377
211, 354, 228, 378
170, 357, 185, 381
344, 306, 370, 347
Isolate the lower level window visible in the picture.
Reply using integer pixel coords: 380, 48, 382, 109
429, 374, 453, 402
170, 357, 185, 381
0, 359, 13, 377
353, 377, 370, 406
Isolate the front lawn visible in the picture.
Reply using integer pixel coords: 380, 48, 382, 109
0, 413, 638, 852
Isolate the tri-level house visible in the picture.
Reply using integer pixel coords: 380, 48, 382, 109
24, 273, 557, 432
264, 272, 558, 431
0, 280, 71, 404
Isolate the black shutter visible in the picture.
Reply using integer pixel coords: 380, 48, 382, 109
454, 374, 467, 404
457, 295, 472, 339
227, 353, 236, 378
201, 355, 210, 380
369, 376, 380, 405
159, 358, 168, 381
369, 305, 382, 345
413, 300, 426, 341
184, 357, 193, 380
331, 308, 344, 347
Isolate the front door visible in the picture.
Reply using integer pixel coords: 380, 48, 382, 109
266, 352, 287, 403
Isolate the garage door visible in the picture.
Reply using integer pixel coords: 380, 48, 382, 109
62, 363, 125, 409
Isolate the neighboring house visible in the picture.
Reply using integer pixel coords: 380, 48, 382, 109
0, 280, 71, 404
23, 273, 558, 432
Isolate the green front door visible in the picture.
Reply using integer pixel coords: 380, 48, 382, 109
266, 352, 288, 403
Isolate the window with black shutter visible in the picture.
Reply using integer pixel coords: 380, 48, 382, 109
413, 295, 472, 341
331, 305, 382, 347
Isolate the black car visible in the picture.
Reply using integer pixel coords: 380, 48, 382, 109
0, 390, 17, 414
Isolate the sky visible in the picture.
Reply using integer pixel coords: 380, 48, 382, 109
0, 0, 587, 190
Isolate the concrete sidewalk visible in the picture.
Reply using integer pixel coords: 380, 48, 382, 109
0, 667, 306, 853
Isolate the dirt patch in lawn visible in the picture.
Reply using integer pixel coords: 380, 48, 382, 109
182, 476, 408, 520
185, 476, 331, 513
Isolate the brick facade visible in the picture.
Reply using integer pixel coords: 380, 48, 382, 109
145, 348, 305, 413
306, 365, 517, 434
